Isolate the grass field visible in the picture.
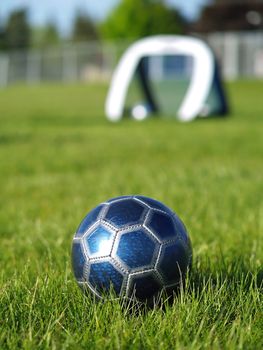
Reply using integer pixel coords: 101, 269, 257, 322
0, 80, 262, 349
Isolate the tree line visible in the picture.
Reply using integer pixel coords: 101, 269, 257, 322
0, 0, 185, 51
0, 9, 100, 50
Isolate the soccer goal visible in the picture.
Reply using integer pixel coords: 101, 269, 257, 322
105, 35, 228, 122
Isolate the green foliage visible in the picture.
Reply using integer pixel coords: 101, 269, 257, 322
0, 11, 59, 50
5, 9, 30, 50
0, 18, 5, 50
0, 29, 6, 50
72, 13, 99, 42
40, 23, 60, 47
101, 0, 185, 39
0, 81, 262, 349
31, 23, 60, 48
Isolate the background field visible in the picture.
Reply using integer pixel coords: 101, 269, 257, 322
0, 81, 262, 349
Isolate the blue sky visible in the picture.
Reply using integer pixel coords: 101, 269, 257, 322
0, 0, 210, 36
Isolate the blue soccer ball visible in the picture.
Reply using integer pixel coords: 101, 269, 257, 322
71, 195, 192, 302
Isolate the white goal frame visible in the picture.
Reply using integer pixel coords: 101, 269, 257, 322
105, 35, 219, 122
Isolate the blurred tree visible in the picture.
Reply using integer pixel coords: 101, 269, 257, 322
31, 22, 60, 48
42, 23, 60, 46
0, 24, 6, 50
100, 0, 185, 40
5, 9, 30, 49
72, 13, 99, 42
193, 0, 263, 32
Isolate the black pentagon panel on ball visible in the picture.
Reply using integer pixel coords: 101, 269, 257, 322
135, 196, 173, 214
158, 241, 190, 285
76, 204, 104, 237
72, 242, 86, 281
147, 211, 177, 241
104, 198, 146, 229
129, 272, 162, 301
116, 229, 156, 270
89, 261, 124, 295
86, 225, 114, 257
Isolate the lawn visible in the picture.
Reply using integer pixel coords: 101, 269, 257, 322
0, 81, 262, 349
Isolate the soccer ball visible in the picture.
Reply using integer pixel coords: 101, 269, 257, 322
130, 103, 151, 121
71, 195, 192, 302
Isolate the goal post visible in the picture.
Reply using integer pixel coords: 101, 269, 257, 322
105, 35, 229, 122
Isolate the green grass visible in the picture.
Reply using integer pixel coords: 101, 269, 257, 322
0, 81, 262, 349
